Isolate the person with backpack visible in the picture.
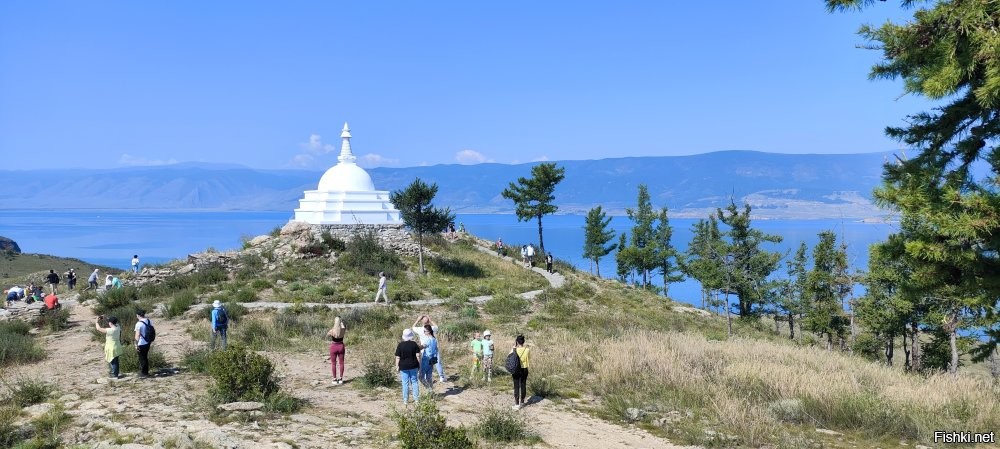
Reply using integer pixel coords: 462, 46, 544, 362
327, 316, 346, 385
507, 334, 530, 410
66, 269, 77, 290
545, 254, 554, 273
210, 300, 229, 351
134, 309, 155, 378
95, 315, 124, 378
46, 269, 60, 295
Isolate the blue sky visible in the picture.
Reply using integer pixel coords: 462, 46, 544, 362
0, 1, 926, 170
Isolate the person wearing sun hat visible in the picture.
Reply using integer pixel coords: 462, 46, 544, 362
395, 328, 421, 405
481, 330, 495, 382
210, 300, 229, 350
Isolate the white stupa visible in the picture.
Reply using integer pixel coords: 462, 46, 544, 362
293, 123, 402, 225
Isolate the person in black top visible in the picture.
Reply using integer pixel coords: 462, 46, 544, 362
46, 270, 60, 295
545, 254, 554, 273
394, 328, 421, 405
66, 269, 77, 290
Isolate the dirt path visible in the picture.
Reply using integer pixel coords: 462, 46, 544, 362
5, 296, 694, 449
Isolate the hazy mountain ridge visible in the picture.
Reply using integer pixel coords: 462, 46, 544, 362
0, 151, 891, 219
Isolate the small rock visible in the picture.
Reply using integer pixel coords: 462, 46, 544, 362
249, 410, 264, 418
625, 407, 645, 422
276, 279, 288, 286
177, 264, 196, 275
217, 401, 265, 412
58, 393, 81, 403
816, 428, 843, 436
22, 402, 54, 418
250, 235, 272, 246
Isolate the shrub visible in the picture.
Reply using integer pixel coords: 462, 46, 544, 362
34, 307, 71, 332
0, 322, 44, 367
137, 283, 167, 300
430, 257, 485, 278
233, 288, 257, 303
359, 356, 397, 389
208, 345, 278, 402
237, 318, 287, 350
165, 290, 196, 319
395, 400, 475, 449
95, 286, 139, 314
298, 241, 328, 257
250, 278, 273, 290
320, 231, 346, 252
474, 405, 536, 443
0, 405, 23, 448
393, 284, 423, 302
440, 319, 483, 342
236, 253, 265, 280
316, 284, 337, 296
343, 307, 399, 336
182, 348, 213, 374
265, 391, 304, 413
484, 293, 529, 318
0, 378, 50, 408
118, 347, 168, 374
163, 264, 228, 291
336, 230, 404, 277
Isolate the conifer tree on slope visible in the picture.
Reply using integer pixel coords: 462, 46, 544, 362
501, 163, 565, 253
681, 216, 725, 311
654, 207, 684, 296
583, 206, 617, 277
716, 201, 782, 318
828, 0, 1000, 368
390, 178, 454, 274
804, 231, 851, 351
625, 184, 659, 287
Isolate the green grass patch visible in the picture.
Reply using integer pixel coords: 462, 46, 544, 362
0, 322, 44, 367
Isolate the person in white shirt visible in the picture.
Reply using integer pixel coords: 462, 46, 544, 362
374, 272, 390, 303
131, 255, 140, 274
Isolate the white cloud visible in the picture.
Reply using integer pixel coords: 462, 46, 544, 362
454, 149, 494, 165
358, 153, 400, 168
118, 153, 178, 167
288, 134, 338, 167
531, 155, 550, 162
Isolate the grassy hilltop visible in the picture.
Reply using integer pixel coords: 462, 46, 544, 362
1, 230, 998, 449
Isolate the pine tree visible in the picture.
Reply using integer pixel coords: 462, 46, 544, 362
582, 206, 617, 277
501, 163, 565, 253
804, 231, 850, 350
654, 207, 684, 296
716, 201, 783, 318
681, 216, 726, 310
779, 241, 809, 340
615, 232, 631, 283
390, 178, 455, 274
625, 185, 658, 287
828, 0, 1000, 368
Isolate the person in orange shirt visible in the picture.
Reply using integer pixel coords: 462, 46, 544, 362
43, 293, 60, 310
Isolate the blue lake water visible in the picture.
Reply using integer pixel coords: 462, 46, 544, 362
0, 210, 896, 306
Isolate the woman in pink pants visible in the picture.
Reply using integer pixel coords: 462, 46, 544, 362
327, 316, 346, 385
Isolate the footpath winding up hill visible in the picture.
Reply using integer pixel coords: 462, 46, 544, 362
4, 241, 692, 449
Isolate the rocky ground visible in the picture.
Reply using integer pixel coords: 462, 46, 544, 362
5, 238, 694, 449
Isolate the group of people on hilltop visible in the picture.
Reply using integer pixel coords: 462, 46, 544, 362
494, 238, 556, 274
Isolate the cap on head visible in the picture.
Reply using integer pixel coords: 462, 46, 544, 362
212, 300, 221, 308
483, 330, 491, 337
402, 328, 415, 341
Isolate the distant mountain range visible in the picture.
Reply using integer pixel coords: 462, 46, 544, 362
0, 151, 893, 219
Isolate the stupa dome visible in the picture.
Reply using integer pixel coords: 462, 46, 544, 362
317, 163, 375, 192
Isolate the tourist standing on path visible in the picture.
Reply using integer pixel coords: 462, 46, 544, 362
210, 300, 229, 351
104, 275, 113, 290
520, 245, 527, 266
374, 271, 390, 303
412, 315, 446, 382
510, 335, 530, 410
95, 316, 124, 378
134, 309, 154, 378
482, 330, 494, 382
418, 325, 439, 390
395, 328, 421, 405
46, 269, 60, 295
470, 332, 483, 379
131, 255, 140, 274
327, 316, 346, 385
496, 238, 505, 256
88, 269, 99, 290
546, 254, 554, 274
66, 269, 77, 290
526, 244, 536, 268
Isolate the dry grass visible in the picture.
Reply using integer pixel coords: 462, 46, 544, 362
530, 328, 1000, 446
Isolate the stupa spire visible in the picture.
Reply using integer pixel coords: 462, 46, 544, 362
338, 122, 356, 164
